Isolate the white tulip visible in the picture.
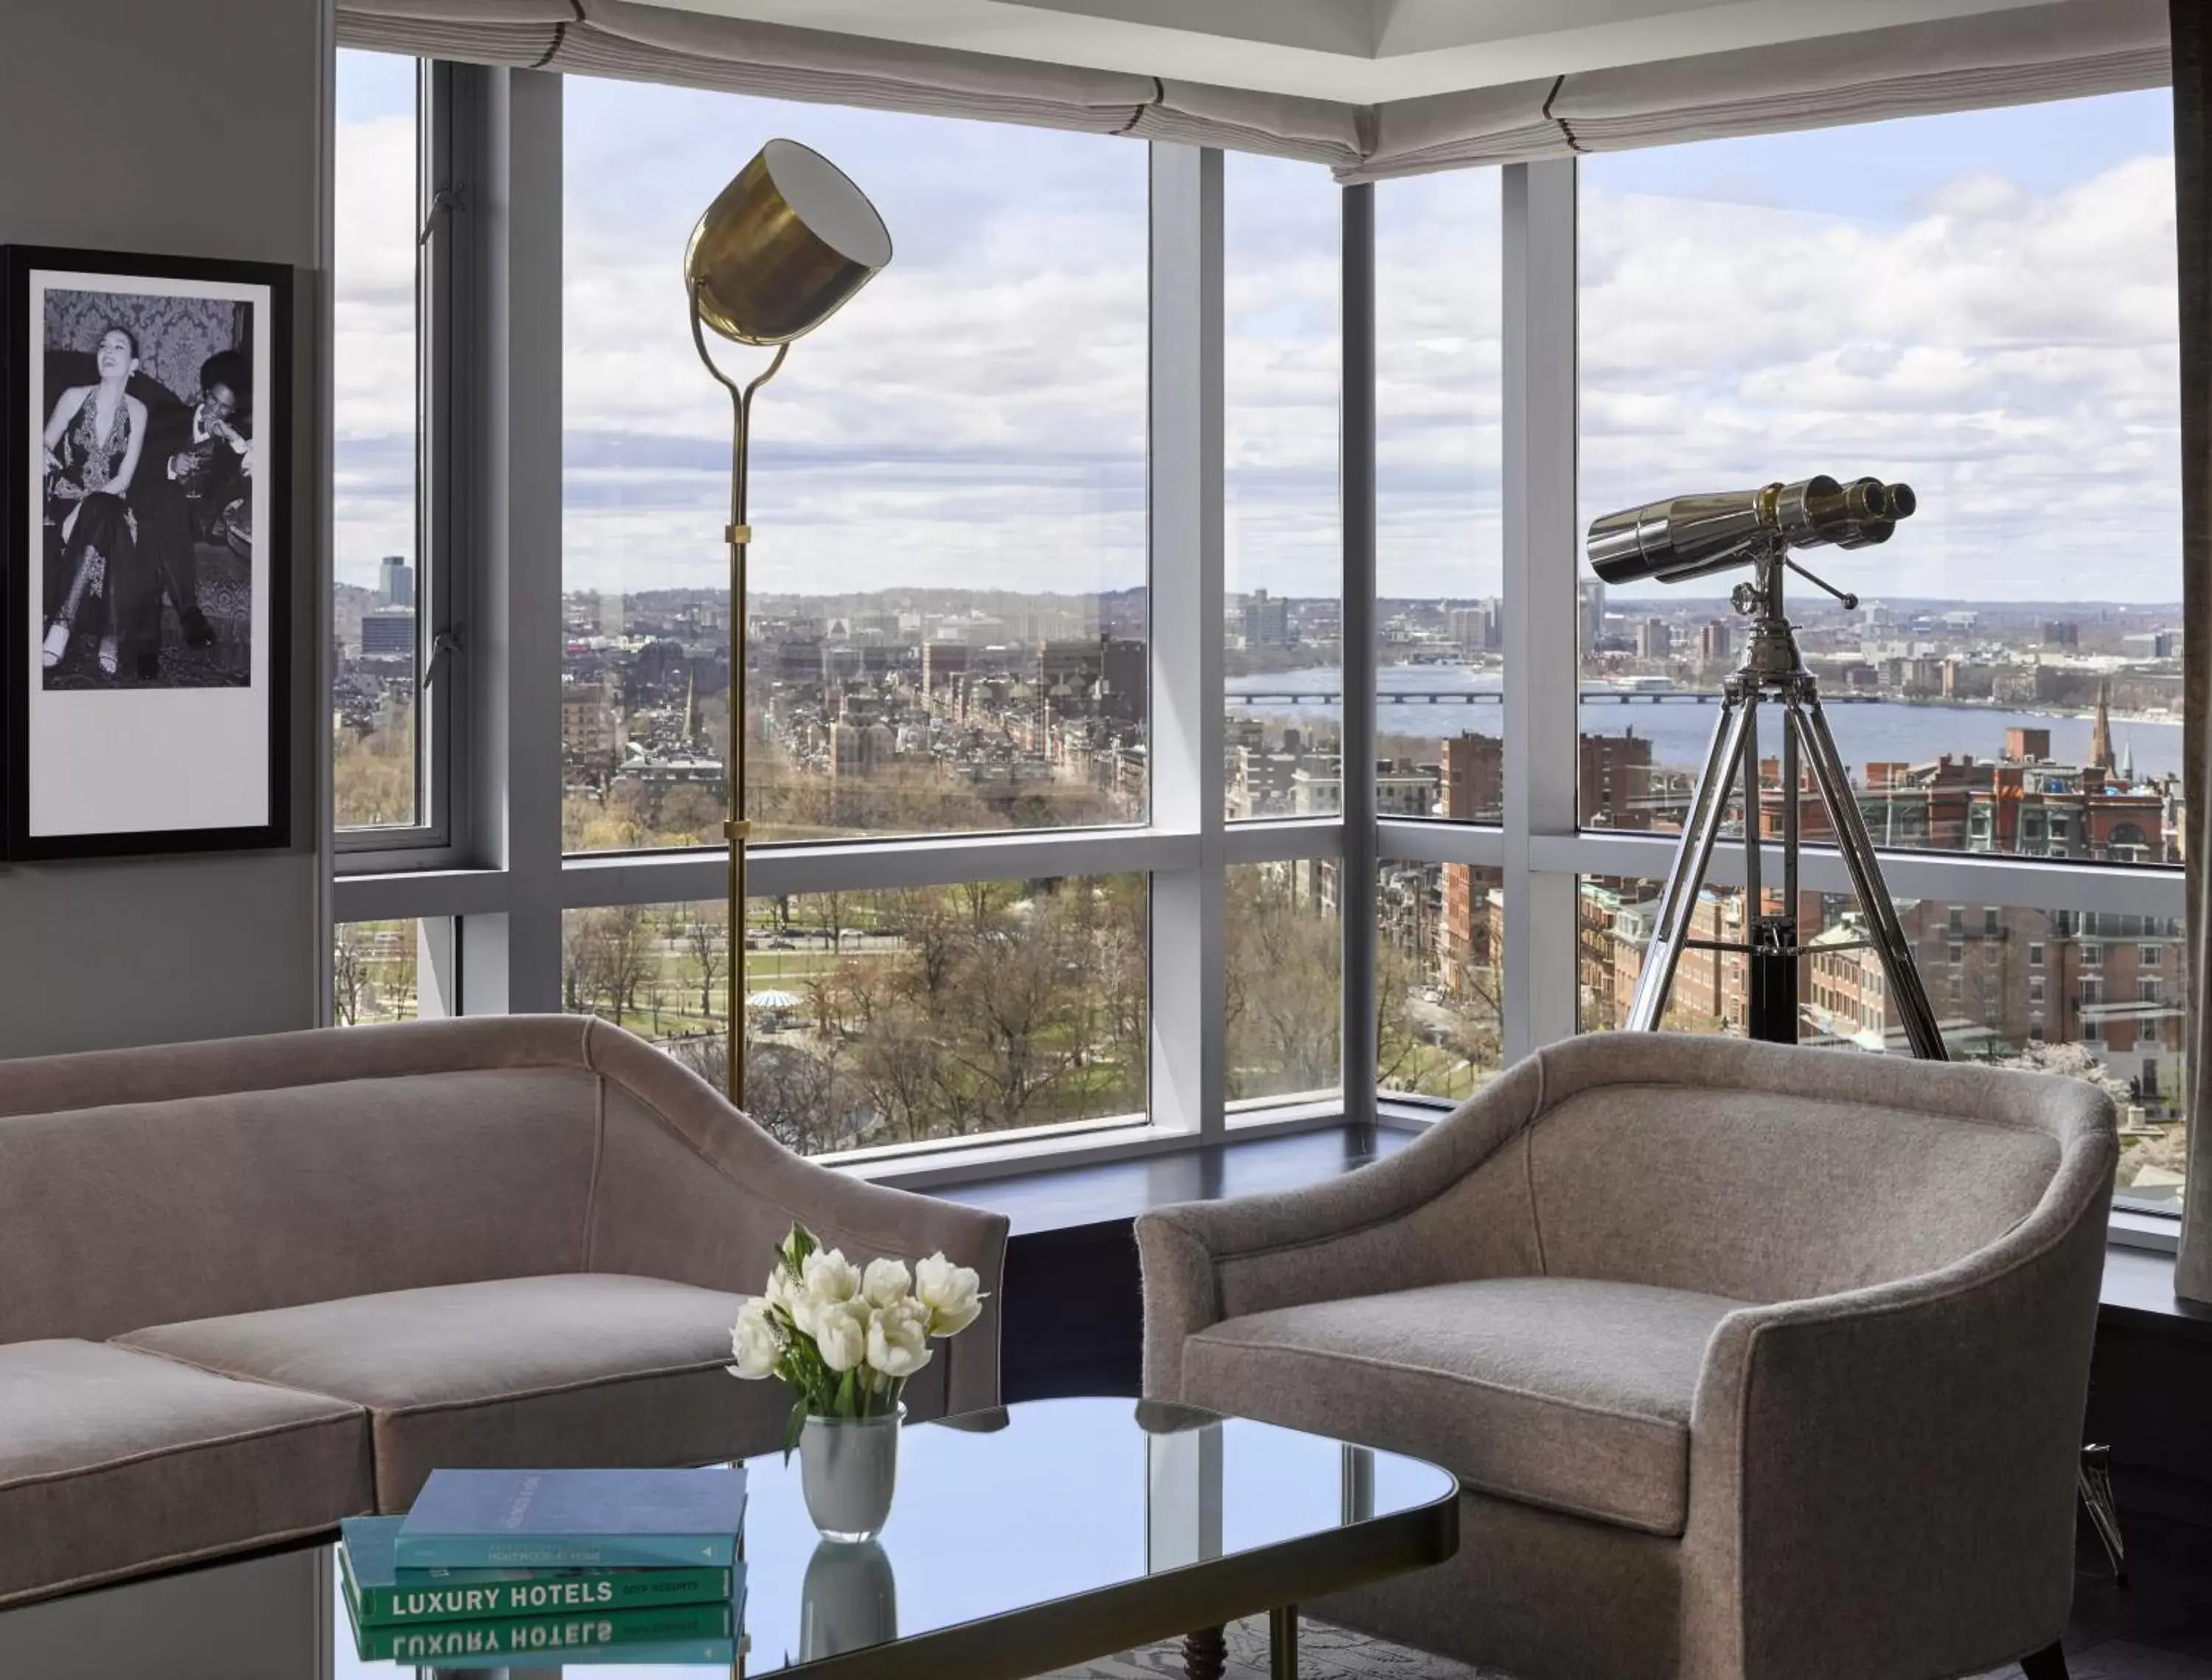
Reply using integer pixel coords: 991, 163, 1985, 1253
813, 1299, 871, 1374
914, 1252, 985, 1338
765, 1263, 807, 1330
866, 1297, 935, 1380
727, 1298, 782, 1381
801, 1248, 862, 1334
861, 1257, 912, 1311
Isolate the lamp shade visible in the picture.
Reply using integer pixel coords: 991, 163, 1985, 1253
684, 139, 892, 347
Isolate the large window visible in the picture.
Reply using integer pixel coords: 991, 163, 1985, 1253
333, 51, 425, 833
1571, 91, 2187, 1217
1223, 154, 1340, 822
562, 80, 1149, 851
1578, 94, 2181, 861
335, 68, 2189, 1226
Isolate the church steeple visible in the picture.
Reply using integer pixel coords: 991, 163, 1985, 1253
681, 662, 700, 749
2087, 677, 2115, 777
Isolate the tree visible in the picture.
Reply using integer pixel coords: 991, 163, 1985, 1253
564, 906, 655, 1024
813, 889, 849, 957
561, 912, 599, 1013
1225, 867, 1341, 1099
333, 925, 368, 1026
684, 906, 727, 1022
594, 905, 655, 1024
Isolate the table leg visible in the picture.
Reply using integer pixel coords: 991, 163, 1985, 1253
1181, 1625, 1228, 1680
1270, 1604, 1298, 1680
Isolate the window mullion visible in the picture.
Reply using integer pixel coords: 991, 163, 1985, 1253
456, 64, 564, 1013
1501, 159, 1581, 1058
1147, 142, 1225, 1137
1340, 182, 1378, 1121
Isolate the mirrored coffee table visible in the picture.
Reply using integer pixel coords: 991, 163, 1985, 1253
0, 1396, 1458, 1680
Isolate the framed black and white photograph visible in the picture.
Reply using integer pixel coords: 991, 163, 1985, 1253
3, 245, 290, 858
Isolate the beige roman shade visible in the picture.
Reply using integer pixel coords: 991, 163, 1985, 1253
335, 0, 2169, 180
1351, 0, 2171, 181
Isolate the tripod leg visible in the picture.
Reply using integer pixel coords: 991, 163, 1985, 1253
1627, 693, 1753, 1032
1790, 696, 1948, 1061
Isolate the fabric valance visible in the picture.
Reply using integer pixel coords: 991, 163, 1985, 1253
335, 0, 2171, 182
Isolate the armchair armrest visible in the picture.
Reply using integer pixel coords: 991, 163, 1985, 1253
579, 1021, 1012, 1417
1680, 1131, 2114, 1680
1135, 1057, 1548, 1398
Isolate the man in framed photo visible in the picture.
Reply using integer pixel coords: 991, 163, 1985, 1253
129, 347, 249, 680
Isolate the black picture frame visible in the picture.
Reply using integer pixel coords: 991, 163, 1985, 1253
2, 244, 291, 860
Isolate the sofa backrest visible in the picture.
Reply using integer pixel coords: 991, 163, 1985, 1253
1518, 1035, 2093, 1304
0, 1017, 607, 1343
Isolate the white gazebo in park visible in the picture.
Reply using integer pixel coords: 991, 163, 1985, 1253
746, 989, 804, 1030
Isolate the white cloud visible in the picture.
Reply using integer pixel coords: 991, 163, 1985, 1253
330, 65, 2180, 614
1581, 150, 2180, 601
333, 103, 418, 584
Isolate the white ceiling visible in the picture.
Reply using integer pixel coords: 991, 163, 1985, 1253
647, 0, 2079, 103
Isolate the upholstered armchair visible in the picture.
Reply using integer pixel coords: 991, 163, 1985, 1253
1137, 1034, 2116, 1680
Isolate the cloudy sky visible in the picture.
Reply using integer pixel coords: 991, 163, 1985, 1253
335, 59, 2178, 609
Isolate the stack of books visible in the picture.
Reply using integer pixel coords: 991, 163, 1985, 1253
340, 1467, 748, 1667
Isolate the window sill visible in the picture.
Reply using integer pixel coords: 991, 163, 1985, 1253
837, 1102, 1366, 1197
2110, 1207, 2182, 1256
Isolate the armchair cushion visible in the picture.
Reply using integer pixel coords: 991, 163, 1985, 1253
113, 1274, 876, 1509
1181, 1276, 1745, 1535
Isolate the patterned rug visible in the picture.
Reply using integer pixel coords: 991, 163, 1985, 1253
1032, 1616, 2064, 1679
1037, 1616, 1502, 1679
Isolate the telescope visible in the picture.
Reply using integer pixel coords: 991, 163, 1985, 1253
1587, 473, 1916, 586
1586, 468, 1947, 1063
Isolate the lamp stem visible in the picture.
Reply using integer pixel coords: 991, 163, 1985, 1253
689, 288, 790, 1108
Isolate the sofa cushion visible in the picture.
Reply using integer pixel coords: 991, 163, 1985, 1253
1180, 1277, 1745, 1536
0, 1339, 372, 1606
115, 1274, 780, 1510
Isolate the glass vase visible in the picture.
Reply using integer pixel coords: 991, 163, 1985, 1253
799, 1403, 904, 1541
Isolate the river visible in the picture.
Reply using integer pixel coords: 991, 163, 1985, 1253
1226, 665, 2183, 782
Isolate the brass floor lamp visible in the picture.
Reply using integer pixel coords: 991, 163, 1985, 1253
684, 140, 891, 1105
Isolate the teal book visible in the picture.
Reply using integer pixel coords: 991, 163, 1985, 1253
340, 1516, 737, 1626
395, 1468, 747, 1569
344, 1592, 742, 1665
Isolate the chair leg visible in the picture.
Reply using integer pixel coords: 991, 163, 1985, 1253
1181, 1625, 1228, 1680
2020, 1640, 2070, 1680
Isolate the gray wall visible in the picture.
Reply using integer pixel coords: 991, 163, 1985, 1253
0, 0, 327, 1056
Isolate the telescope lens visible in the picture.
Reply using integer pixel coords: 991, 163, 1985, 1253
1585, 473, 1919, 579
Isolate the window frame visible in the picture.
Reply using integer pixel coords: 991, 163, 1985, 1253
335, 54, 467, 868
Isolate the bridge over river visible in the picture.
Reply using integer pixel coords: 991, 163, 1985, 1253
1226, 689, 1884, 706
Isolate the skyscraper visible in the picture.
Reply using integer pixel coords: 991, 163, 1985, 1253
1576, 577, 1606, 657
378, 555, 414, 610
1242, 589, 1292, 650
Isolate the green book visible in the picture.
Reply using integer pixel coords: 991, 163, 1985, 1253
345, 1595, 741, 1666
341, 1516, 737, 1627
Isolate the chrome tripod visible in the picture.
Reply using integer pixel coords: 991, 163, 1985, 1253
1622, 544, 1947, 1059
